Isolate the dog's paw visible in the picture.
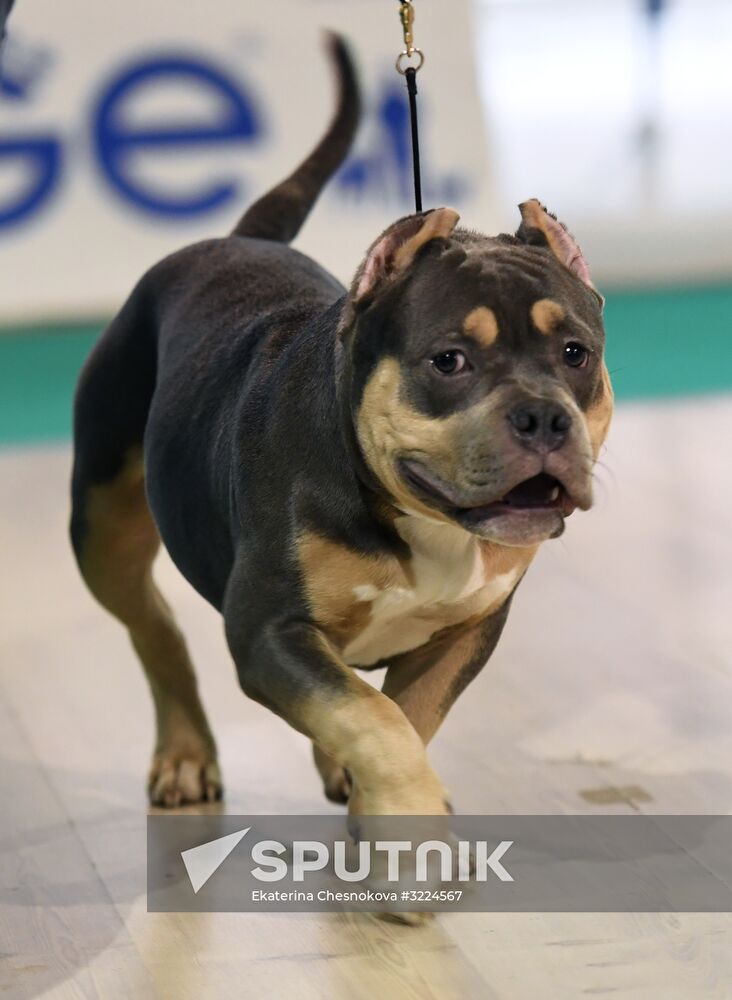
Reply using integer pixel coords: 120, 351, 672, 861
148, 750, 223, 807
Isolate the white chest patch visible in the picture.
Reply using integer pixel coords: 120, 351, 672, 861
342, 516, 520, 666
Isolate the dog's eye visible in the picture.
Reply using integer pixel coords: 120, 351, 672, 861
431, 350, 469, 375
564, 342, 590, 369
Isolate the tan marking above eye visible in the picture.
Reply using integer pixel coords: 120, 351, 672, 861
463, 306, 499, 348
530, 298, 566, 335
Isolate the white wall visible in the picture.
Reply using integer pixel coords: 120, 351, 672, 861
474, 0, 732, 286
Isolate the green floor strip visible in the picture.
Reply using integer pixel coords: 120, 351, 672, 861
603, 284, 732, 401
1, 284, 730, 444
0, 323, 101, 445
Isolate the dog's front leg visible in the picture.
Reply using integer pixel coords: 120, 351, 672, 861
308, 610, 511, 807
224, 612, 447, 817
308, 608, 513, 809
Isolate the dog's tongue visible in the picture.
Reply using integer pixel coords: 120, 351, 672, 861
502, 473, 559, 507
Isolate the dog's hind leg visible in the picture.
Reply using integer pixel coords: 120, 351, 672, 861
70, 301, 221, 807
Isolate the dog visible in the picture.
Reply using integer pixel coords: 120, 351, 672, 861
70, 35, 613, 818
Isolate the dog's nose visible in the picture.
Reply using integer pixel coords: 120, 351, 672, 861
507, 400, 572, 452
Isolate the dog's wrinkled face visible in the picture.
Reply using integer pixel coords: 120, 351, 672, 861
341, 201, 614, 546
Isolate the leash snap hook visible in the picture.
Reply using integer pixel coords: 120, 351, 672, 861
399, 0, 415, 50
396, 1, 424, 74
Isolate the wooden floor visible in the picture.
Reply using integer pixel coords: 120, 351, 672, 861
1, 395, 731, 999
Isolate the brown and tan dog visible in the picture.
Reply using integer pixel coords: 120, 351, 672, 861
70, 37, 612, 828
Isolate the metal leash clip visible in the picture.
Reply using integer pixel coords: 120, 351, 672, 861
396, 1, 424, 74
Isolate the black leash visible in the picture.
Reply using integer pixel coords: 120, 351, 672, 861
404, 68, 422, 212
396, 1, 425, 213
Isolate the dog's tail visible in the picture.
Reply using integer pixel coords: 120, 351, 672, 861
231, 33, 360, 243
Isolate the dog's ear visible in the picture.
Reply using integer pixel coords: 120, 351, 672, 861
353, 207, 460, 303
517, 199, 603, 307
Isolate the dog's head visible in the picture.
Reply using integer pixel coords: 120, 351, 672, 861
339, 201, 613, 546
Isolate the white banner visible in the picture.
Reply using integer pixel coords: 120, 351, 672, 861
0, 0, 496, 323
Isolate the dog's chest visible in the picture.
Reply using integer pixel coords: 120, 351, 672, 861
339, 518, 522, 667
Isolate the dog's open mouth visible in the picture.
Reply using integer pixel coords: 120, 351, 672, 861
399, 460, 575, 523
495, 473, 564, 510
